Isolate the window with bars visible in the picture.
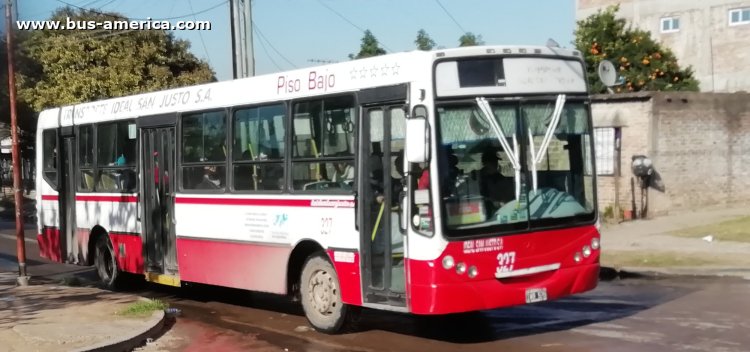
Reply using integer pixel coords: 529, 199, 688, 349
585, 127, 618, 176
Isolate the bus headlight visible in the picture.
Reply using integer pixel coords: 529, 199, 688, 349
456, 262, 467, 275
591, 237, 600, 250
442, 256, 455, 270
582, 245, 592, 258
574, 252, 582, 263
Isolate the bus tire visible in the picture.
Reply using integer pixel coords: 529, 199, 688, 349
94, 235, 121, 290
300, 253, 355, 333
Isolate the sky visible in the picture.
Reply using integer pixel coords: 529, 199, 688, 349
7, 0, 576, 82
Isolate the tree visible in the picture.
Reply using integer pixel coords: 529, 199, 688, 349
459, 32, 484, 47
415, 29, 436, 51
1, 35, 37, 143
574, 5, 699, 93
349, 30, 386, 60
17, 8, 216, 111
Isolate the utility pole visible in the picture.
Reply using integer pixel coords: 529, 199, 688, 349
230, 0, 254, 78
5, 0, 28, 286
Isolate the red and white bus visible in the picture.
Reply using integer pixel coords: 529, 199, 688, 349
35, 45, 601, 333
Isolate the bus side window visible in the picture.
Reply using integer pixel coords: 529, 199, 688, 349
181, 110, 227, 191
232, 104, 286, 191
290, 95, 355, 192
96, 121, 137, 192
42, 129, 58, 189
78, 125, 95, 192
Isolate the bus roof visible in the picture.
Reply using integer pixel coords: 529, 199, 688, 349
37, 45, 583, 129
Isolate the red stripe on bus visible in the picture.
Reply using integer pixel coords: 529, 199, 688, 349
109, 232, 144, 274
175, 197, 355, 208
37, 227, 62, 262
41, 194, 59, 201
76, 195, 138, 203
176, 237, 291, 294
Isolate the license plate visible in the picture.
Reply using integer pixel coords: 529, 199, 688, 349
525, 288, 548, 303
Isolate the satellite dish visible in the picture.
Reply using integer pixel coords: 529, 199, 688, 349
546, 38, 560, 48
597, 60, 618, 87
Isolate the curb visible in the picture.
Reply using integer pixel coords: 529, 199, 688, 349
599, 266, 652, 281
72, 298, 167, 352
600, 266, 750, 281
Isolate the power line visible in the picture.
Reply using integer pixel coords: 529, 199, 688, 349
315, 0, 366, 34
252, 22, 296, 69
54, 0, 227, 21
96, 0, 118, 9
187, 0, 212, 67
314, 0, 393, 53
255, 28, 283, 71
433, 0, 467, 34
79, 0, 106, 7
307, 59, 339, 64
166, 0, 178, 18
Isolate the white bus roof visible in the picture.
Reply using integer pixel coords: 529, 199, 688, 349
37, 45, 584, 129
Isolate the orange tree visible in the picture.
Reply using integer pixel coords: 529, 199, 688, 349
574, 5, 699, 93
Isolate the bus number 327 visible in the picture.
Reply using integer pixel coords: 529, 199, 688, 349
496, 251, 516, 275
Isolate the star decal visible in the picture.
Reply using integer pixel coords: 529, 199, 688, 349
381, 63, 390, 76
391, 63, 401, 76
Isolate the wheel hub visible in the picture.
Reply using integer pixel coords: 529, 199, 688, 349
308, 270, 336, 315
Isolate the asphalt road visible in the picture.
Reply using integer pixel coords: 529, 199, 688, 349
2, 225, 749, 352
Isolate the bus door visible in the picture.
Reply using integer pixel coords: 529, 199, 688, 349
141, 126, 178, 277
358, 85, 408, 306
59, 129, 77, 263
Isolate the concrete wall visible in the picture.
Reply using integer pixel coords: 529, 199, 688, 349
591, 92, 750, 217
576, 0, 750, 93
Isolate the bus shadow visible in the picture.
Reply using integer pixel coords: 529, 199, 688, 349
358, 278, 696, 343
70, 272, 696, 344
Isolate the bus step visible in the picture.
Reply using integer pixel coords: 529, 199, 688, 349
144, 272, 181, 287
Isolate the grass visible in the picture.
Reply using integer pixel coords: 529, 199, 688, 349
118, 299, 168, 317
670, 216, 750, 243
602, 250, 726, 268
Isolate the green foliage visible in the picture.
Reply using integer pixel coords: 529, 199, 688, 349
349, 30, 386, 60
17, 7, 216, 111
574, 5, 699, 93
415, 29, 436, 51
0, 35, 38, 140
459, 32, 484, 47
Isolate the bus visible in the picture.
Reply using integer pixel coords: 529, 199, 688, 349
35, 45, 601, 333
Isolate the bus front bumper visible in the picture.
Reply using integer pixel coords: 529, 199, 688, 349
407, 263, 599, 315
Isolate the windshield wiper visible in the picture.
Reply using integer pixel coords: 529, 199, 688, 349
528, 94, 566, 193
475, 97, 521, 200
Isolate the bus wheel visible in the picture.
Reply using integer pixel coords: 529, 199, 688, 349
300, 254, 354, 333
94, 235, 121, 289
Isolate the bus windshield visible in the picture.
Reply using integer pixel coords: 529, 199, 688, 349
436, 98, 596, 237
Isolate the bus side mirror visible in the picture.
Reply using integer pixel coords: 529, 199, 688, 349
406, 106, 430, 163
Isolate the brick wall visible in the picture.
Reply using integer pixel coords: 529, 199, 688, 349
591, 92, 750, 218
590, 93, 652, 218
